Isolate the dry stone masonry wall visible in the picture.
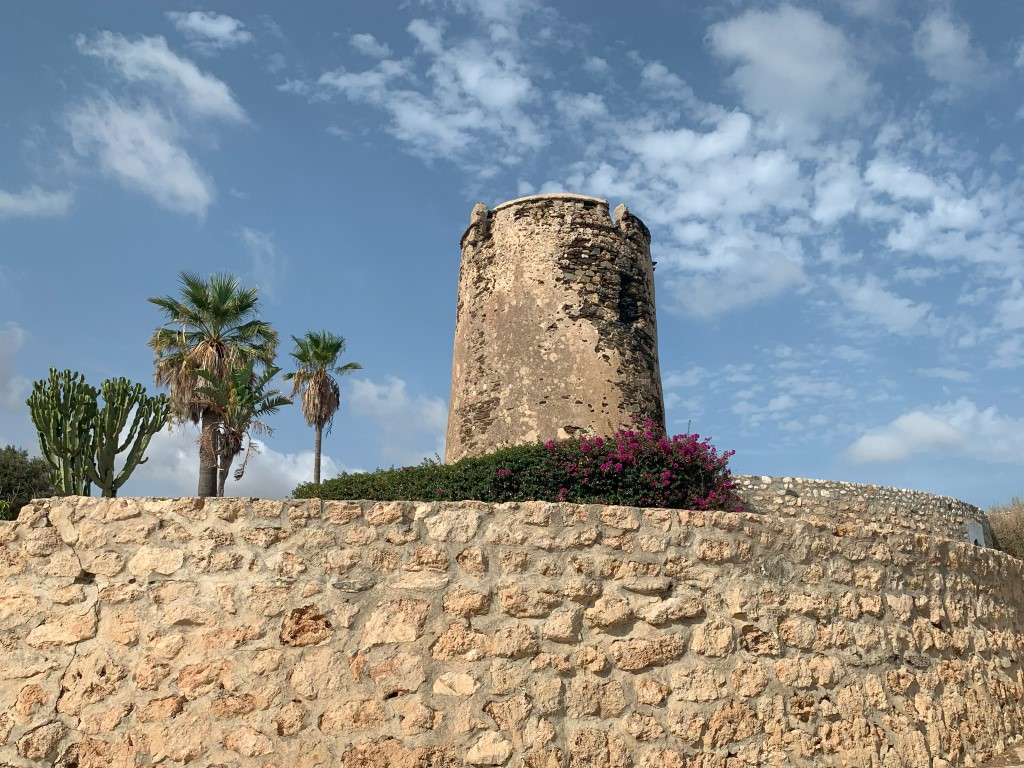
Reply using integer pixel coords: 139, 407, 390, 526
2, 495, 1022, 767
734, 476, 990, 544
447, 194, 665, 463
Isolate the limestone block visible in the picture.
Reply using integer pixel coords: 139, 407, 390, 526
432, 623, 490, 660
500, 584, 562, 617
466, 732, 514, 765
491, 623, 540, 658
146, 714, 211, 762
706, 699, 759, 747
670, 665, 728, 702
279, 604, 333, 647
541, 605, 583, 642
26, 606, 97, 649
433, 671, 480, 697
444, 585, 491, 617
425, 507, 482, 542
778, 614, 818, 650
136, 695, 185, 722
0, 590, 41, 629
635, 595, 705, 625
319, 700, 387, 732
369, 652, 426, 697
609, 632, 685, 671
223, 725, 274, 757
274, 700, 307, 736
175, 659, 235, 700
362, 598, 429, 646
584, 595, 632, 629
391, 696, 439, 735
690, 617, 735, 656
16, 720, 66, 760
127, 545, 184, 578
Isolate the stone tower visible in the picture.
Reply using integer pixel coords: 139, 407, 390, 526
446, 193, 665, 462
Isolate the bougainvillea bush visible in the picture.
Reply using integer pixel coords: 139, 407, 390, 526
295, 421, 741, 511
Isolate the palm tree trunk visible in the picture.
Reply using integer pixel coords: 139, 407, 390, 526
314, 424, 323, 484
198, 409, 218, 497
218, 454, 234, 497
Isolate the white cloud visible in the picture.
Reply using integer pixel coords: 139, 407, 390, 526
318, 59, 409, 101
848, 411, 964, 462
583, 56, 609, 75
553, 92, 607, 125
313, 12, 542, 167
912, 11, 988, 90
348, 376, 447, 466
670, 249, 805, 318
350, 33, 392, 58
639, 62, 698, 104
625, 111, 752, 169
166, 11, 253, 53
865, 157, 942, 201
239, 228, 287, 301
708, 4, 873, 136
811, 155, 862, 224
663, 228, 807, 318
76, 32, 246, 122
125, 425, 357, 498
829, 274, 933, 335
848, 399, 1024, 464
990, 337, 1023, 369
0, 186, 72, 218
0, 323, 29, 409
66, 97, 214, 216
68, 32, 246, 215
995, 282, 1024, 330
663, 367, 709, 389
916, 367, 971, 382
774, 374, 857, 400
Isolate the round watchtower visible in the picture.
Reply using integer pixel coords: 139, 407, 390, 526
446, 193, 665, 462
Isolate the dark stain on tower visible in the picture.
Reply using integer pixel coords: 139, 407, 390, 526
446, 193, 665, 463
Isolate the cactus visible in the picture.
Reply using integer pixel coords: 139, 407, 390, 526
27, 368, 97, 496
27, 369, 171, 498
89, 378, 170, 497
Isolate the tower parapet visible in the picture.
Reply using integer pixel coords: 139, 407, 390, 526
446, 193, 665, 462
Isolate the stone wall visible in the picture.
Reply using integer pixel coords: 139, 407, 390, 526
447, 193, 665, 463
734, 476, 990, 544
2, 495, 1023, 767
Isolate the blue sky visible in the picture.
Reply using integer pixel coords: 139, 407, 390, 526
3, 0, 1024, 507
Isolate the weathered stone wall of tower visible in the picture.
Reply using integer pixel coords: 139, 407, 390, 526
446, 193, 665, 463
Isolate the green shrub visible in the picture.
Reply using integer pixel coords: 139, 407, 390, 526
295, 421, 740, 510
0, 445, 55, 521
988, 496, 1024, 559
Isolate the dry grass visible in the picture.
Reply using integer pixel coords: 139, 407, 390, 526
988, 496, 1024, 559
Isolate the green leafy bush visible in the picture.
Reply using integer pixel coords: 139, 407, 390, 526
0, 445, 55, 521
295, 421, 740, 510
988, 496, 1024, 559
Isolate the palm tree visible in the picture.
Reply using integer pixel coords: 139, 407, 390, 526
283, 331, 361, 484
148, 272, 278, 497
194, 362, 292, 496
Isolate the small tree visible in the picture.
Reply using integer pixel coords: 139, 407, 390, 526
26, 369, 96, 495
26, 368, 169, 498
88, 378, 170, 497
0, 445, 55, 520
148, 272, 278, 497
283, 331, 361, 484
195, 362, 292, 496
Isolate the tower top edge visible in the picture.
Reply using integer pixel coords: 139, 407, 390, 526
491, 192, 608, 213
